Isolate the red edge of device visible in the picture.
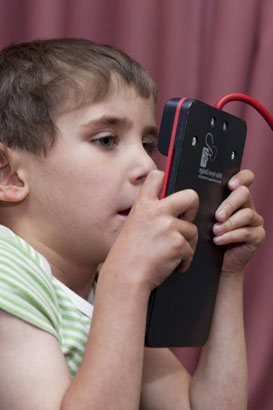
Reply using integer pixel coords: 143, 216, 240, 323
160, 97, 188, 199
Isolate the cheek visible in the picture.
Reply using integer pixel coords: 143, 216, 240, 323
62, 166, 119, 229
31, 150, 119, 223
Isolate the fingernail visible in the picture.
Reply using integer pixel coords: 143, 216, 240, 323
217, 209, 226, 219
229, 178, 239, 188
214, 223, 224, 234
214, 236, 223, 244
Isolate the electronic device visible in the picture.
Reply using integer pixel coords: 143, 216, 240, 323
145, 97, 247, 347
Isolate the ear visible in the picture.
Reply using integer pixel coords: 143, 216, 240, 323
0, 143, 29, 203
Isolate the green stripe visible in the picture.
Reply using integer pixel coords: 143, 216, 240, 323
0, 237, 43, 265
61, 316, 90, 328
0, 254, 57, 306
66, 352, 82, 367
61, 314, 89, 323
61, 333, 88, 344
69, 367, 77, 378
58, 304, 82, 312
0, 297, 59, 341
0, 268, 59, 325
33, 251, 40, 264
60, 323, 89, 335
0, 290, 55, 325
0, 265, 56, 310
0, 277, 59, 329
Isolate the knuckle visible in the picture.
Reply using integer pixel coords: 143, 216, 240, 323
256, 212, 264, 226
188, 245, 194, 259
245, 207, 255, 220
249, 170, 255, 181
259, 225, 266, 240
238, 169, 254, 183
243, 228, 252, 240
254, 226, 266, 246
187, 189, 199, 206
177, 234, 186, 248
226, 218, 234, 230
192, 223, 198, 237
172, 233, 186, 253
185, 246, 194, 266
190, 224, 198, 241
189, 252, 194, 266
223, 200, 234, 214
164, 215, 175, 230
161, 215, 177, 234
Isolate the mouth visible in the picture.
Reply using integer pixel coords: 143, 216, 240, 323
118, 207, 132, 217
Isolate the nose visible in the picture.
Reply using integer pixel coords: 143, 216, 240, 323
129, 146, 157, 185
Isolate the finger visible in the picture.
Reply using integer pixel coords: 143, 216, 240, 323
163, 189, 199, 221
174, 219, 198, 252
213, 225, 266, 246
213, 208, 264, 236
215, 185, 254, 223
176, 238, 196, 273
228, 169, 254, 190
139, 170, 164, 200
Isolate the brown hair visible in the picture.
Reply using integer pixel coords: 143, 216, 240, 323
0, 38, 158, 155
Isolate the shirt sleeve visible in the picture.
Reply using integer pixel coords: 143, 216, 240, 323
0, 235, 60, 341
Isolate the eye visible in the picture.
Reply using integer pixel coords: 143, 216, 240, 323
92, 135, 117, 148
143, 139, 158, 156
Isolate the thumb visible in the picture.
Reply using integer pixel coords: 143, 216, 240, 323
138, 170, 165, 200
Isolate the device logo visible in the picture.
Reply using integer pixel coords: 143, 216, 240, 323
200, 133, 217, 168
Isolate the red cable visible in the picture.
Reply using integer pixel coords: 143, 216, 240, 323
215, 93, 273, 131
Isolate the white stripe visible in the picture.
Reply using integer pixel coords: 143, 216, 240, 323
61, 328, 88, 341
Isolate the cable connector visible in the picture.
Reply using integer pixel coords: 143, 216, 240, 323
215, 93, 273, 131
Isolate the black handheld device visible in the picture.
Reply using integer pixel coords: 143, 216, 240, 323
145, 98, 247, 347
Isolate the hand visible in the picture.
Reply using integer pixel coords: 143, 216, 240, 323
213, 169, 265, 277
105, 170, 199, 290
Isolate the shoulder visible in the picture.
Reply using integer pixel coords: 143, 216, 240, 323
0, 225, 93, 377
0, 225, 60, 339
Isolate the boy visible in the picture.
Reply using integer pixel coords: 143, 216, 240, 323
0, 38, 265, 410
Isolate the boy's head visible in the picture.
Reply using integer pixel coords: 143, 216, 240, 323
0, 38, 157, 156
0, 38, 159, 269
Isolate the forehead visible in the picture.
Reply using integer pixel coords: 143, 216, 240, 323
56, 82, 157, 131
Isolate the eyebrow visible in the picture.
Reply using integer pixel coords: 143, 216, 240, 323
82, 115, 158, 138
83, 115, 130, 128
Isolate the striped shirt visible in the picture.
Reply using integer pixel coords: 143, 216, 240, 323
0, 224, 94, 378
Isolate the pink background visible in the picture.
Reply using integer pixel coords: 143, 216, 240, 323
0, 0, 272, 408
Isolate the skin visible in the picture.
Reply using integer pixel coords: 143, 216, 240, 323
0, 78, 265, 410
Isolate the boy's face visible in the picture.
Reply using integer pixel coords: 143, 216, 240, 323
24, 82, 158, 265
